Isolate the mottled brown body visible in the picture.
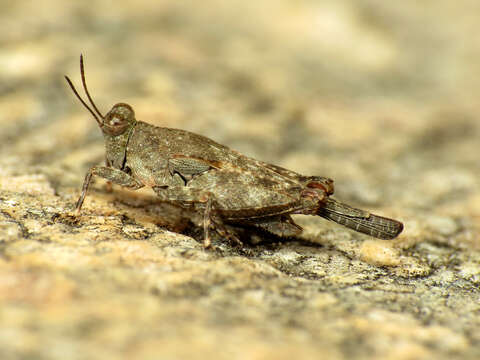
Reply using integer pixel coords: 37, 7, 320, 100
66, 56, 403, 248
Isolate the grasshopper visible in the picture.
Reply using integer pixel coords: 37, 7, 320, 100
65, 55, 403, 248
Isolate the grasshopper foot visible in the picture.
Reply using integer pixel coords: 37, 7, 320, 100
213, 221, 243, 247
201, 195, 243, 248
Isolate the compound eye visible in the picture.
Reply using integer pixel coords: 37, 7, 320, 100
107, 114, 126, 127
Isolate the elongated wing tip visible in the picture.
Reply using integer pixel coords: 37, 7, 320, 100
318, 198, 404, 240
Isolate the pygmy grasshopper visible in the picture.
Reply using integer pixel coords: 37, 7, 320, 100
65, 55, 403, 248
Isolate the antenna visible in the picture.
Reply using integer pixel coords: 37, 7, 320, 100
64, 55, 103, 126
80, 54, 104, 119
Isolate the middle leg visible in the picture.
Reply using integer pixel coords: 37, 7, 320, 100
152, 186, 239, 248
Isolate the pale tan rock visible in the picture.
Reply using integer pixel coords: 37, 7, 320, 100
1, 1, 480, 359
360, 240, 401, 267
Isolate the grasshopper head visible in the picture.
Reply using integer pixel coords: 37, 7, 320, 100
65, 55, 136, 137
103, 103, 136, 136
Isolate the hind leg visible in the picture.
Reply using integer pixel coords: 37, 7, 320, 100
231, 214, 303, 238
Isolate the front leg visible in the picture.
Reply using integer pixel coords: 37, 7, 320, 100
76, 166, 144, 213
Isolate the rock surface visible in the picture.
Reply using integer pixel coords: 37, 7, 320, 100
1, 1, 479, 359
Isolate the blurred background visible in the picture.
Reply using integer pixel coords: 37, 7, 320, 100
2, 0, 479, 209
1, 1, 479, 359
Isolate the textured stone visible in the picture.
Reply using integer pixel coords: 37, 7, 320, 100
1, 1, 480, 360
